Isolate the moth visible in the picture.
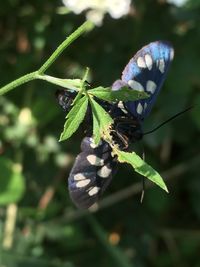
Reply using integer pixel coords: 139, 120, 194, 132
57, 41, 174, 209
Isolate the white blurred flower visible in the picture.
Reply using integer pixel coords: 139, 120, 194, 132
62, 0, 131, 26
86, 10, 105, 26
18, 108, 35, 126
62, 0, 90, 14
106, 0, 131, 19
166, 0, 188, 7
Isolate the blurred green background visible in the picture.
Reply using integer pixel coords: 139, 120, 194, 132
0, 0, 200, 266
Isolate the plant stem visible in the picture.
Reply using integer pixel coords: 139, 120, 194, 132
0, 72, 38, 96
0, 21, 94, 96
38, 21, 94, 74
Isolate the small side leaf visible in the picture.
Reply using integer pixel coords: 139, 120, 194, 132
72, 68, 90, 106
117, 150, 168, 192
37, 75, 82, 91
88, 86, 148, 102
91, 108, 101, 144
89, 97, 113, 144
72, 87, 84, 106
59, 96, 88, 141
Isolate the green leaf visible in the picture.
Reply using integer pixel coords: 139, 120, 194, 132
117, 150, 168, 192
91, 106, 101, 144
37, 75, 82, 91
89, 97, 113, 144
72, 87, 85, 106
81, 67, 90, 85
88, 86, 148, 102
72, 68, 90, 106
59, 96, 88, 141
0, 157, 25, 205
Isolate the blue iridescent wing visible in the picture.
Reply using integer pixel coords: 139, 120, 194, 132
112, 41, 174, 120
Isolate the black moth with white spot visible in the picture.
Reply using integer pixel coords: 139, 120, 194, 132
57, 91, 142, 209
57, 41, 174, 209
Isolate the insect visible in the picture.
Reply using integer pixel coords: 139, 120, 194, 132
57, 41, 174, 209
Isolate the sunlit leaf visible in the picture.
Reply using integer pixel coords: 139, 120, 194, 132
117, 150, 168, 192
88, 86, 148, 102
89, 97, 113, 144
38, 75, 82, 91
59, 96, 88, 141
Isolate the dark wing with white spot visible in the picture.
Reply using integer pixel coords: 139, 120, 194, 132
56, 89, 77, 112
112, 41, 174, 120
68, 137, 117, 209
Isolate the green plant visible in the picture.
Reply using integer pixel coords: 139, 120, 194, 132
0, 21, 168, 194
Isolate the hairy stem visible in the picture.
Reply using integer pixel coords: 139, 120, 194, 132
0, 21, 94, 96
0, 72, 38, 96
38, 21, 94, 74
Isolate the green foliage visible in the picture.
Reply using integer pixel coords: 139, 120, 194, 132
37, 76, 82, 91
117, 151, 168, 192
57, 74, 167, 191
88, 86, 148, 102
59, 96, 88, 141
89, 97, 114, 144
0, 157, 25, 204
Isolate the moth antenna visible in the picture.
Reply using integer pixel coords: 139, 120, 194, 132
143, 106, 193, 135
